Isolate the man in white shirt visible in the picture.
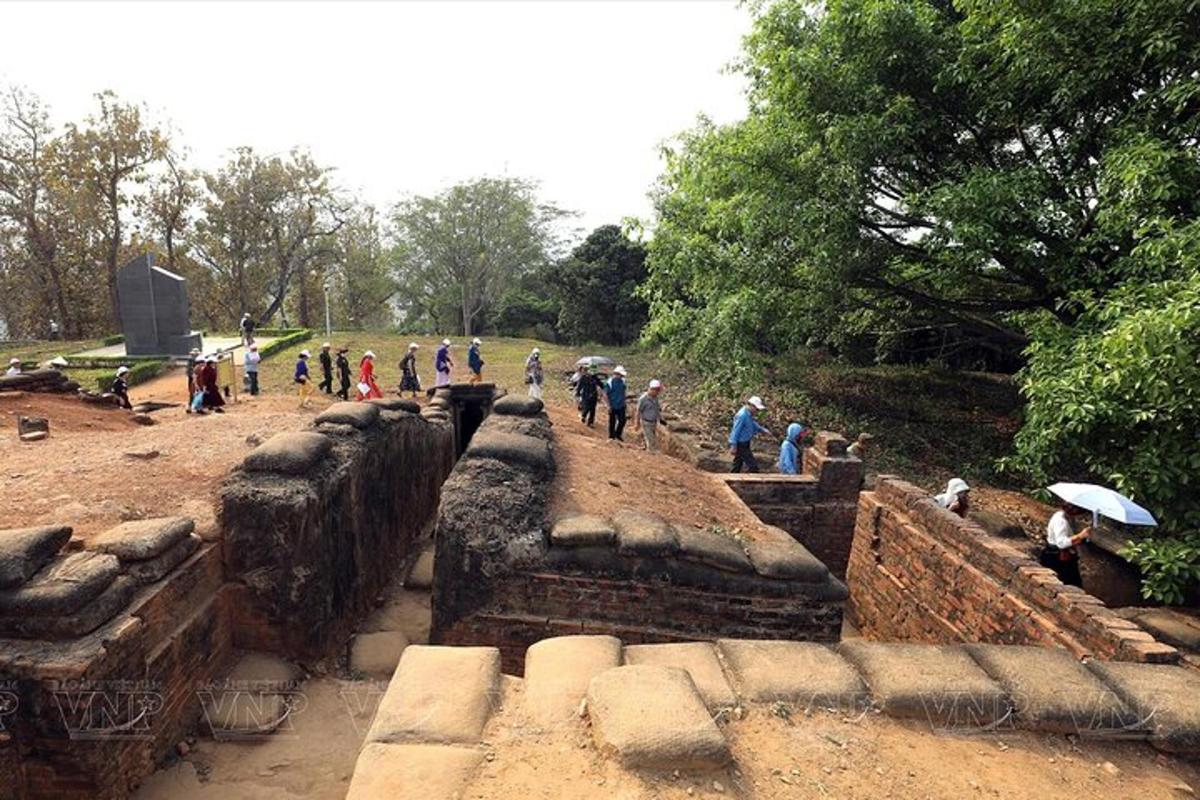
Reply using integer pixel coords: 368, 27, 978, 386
1039, 503, 1091, 587
5, 358, 20, 376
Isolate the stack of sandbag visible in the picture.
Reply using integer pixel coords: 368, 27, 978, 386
0, 368, 78, 394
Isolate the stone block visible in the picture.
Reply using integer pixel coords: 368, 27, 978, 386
0, 525, 72, 588
0, 551, 119, 616
746, 538, 830, 582
88, 516, 194, 561
346, 743, 484, 800
1088, 661, 1200, 754
812, 431, 848, 456
624, 642, 737, 709
466, 431, 553, 473
17, 415, 48, 436
242, 432, 333, 475
523, 635, 623, 726
367, 645, 501, 745
718, 640, 866, 708
550, 514, 616, 548
840, 642, 1009, 727
587, 665, 731, 770
19, 431, 48, 442
612, 510, 679, 557
967, 644, 1140, 733
368, 397, 421, 413
676, 526, 752, 573
492, 394, 544, 417
315, 401, 381, 429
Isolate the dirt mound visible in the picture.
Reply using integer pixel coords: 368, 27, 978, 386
0, 392, 140, 435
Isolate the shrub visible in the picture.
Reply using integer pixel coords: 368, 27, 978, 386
101, 333, 125, 346
258, 329, 312, 358
93, 360, 166, 391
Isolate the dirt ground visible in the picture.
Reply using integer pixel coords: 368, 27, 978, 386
0, 369, 338, 541
546, 403, 775, 541
470, 702, 1200, 799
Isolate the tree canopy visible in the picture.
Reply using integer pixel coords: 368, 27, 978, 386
547, 224, 648, 346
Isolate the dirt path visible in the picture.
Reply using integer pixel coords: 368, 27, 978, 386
546, 402, 775, 541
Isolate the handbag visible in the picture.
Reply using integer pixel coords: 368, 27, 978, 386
357, 381, 371, 396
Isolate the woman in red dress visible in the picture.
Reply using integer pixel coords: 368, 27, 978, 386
356, 350, 383, 400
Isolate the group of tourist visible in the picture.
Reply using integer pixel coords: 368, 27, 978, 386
567, 362, 668, 451
185, 349, 229, 414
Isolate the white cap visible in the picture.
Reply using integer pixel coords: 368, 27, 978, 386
532, 347, 540, 355
409, 342, 419, 349
442, 338, 451, 346
322, 342, 331, 348
748, 396, 766, 410
249, 344, 258, 350
242, 312, 250, 317
648, 379, 662, 389
472, 337, 481, 345
614, 365, 627, 376
299, 349, 311, 357
947, 478, 970, 495
364, 350, 376, 359
8, 358, 19, 365
189, 348, 201, 355
116, 366, 130, 376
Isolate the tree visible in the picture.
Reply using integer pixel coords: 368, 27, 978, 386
644, 0, 1200, 363
327, 204, 397, 330
548, 224, 648, 345
390, 176, 569, 335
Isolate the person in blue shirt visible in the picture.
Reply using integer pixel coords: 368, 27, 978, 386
729, 395, 771, 473
778, 422, 810, 474
295, 350, 313, 408
435, 339, 454, 387
467, 337, 485, 384
604, 366, 629, 441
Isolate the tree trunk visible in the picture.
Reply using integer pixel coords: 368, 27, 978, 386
461, 283, 472, 336
298, 276, 312, 328
106, 175, 121, 328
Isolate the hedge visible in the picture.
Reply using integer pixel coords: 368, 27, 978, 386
94, 360, 165, 392
258, 328, 313, 358
68, 355, 165, 369
101, 333, 125, 346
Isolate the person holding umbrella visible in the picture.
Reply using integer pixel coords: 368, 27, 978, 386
1040, 502, 1091, 586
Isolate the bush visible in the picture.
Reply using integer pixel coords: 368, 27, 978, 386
93, 360, 166, 391
258, 329, 313, 358
100, 333, 125, 346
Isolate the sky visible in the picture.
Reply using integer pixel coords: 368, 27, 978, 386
1, 0, 751, 236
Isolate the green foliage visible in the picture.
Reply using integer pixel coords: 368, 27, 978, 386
492, 270, 560, 340
1123, 533, 1200, 606
93, 359, 165, 391
257, 328, 313, 359
547, 225, 649, 346
101, 333, 125, 346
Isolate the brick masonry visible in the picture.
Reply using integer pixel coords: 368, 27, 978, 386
845, 477, 1178, 664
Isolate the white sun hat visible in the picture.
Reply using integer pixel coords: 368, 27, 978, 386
532, 347, 540, 355
442, 338, 451, 346
748, 395, 766, 410
472, 337, 482, 345
409, 342, 419, 349
8, 357, 19, 365
299, 349, 311, 358
116, 365, 130, 376
322, 342, 331, 348
648, 379, 662, 389
947, 477, 970, 496
364, 350, 376, 359
614, 365, 628, 376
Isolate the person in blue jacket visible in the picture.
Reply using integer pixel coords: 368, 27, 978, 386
729, 395, 771, 473
604, 366, 629, 441
778, 422, 810, 474
467, 337, 484, 384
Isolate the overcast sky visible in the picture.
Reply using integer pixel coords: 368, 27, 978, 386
1, 0, 750, 236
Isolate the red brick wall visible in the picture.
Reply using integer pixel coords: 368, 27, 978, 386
846, 478, 1177, 663
438, 571, 844, 676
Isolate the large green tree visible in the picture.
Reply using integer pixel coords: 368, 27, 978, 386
548, 224, 648, 346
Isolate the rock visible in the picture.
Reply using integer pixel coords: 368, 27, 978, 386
0, 525, 73, 588
177, 741, 190, 757
746, 536, 830, 582
242, 432, 333, 475
492, 395, 544, 417
130, 413, 155, 426
244, 433, 264, 447
718, 640, 866, 708
315, 401, 381, 429
0, 575, 134, 639
122, 448, 160, 460
1087, 661, 1200, 754
19, 431, 47, 442
346, 743, 484, 800
1101, 761, 1121, 777
89, 517, 195, 562
123, 535, 201, 584
17, 415, 48, 436
524, 635, 623, 726
350, 631, 410, 678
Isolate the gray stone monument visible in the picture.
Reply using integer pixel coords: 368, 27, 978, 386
116, 254, 202, 357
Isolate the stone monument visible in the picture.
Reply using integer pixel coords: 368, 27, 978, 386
116, 253, 203, 356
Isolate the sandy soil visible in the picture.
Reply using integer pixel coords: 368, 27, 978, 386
0, 378, 331, 541
546, 403, 775, 541
470, 703, 1200, 799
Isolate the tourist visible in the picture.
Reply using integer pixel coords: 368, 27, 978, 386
399, 343, 421, 397
576, 365, 603, 427
49, 319, 59, 340
335, 347, 351, 400
605, 365, 628, 441
934, 478, 971, 517
729, 396, 771, 473
111, 365, 132, 410
571, 365, 588, 412
1039, 502, 1091, 587
318, 342, 333, 394
778, 422, 810, 475
186, 347, 201, 399
848, 432, 873, 459
467, 337, 485, 384
5, 357, 20, 376
634, 379, 664, 453
356, 350, 383, 400
239, 312, 256, 347
244, 344, 261, 396
200, 356, 225, 412
295, 350, 314, 408
435, 339, 454, 388
525, 347, 544, 400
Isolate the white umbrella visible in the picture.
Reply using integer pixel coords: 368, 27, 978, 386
1047, 482, 1158, 527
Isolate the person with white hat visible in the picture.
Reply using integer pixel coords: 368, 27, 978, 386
335, 346, 352, 400
634, 379, 665, 453
435, 339, 454, 388
186, 348, 202, 399
604, 366, 629, 441
467, 337, 485, 384
295, 349, 314, 408
399, 343, 421, 398
729, 396, 771, 473
318, 342, 334, 394
5, 357, 20, 377
356, 350, 383, 400
110, 365, 133, 409
239, 312, 256, 347
244, 343, 262, 396
524, 347, 544, 400
934, 478, 971, 518
200, 355, 225, 412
